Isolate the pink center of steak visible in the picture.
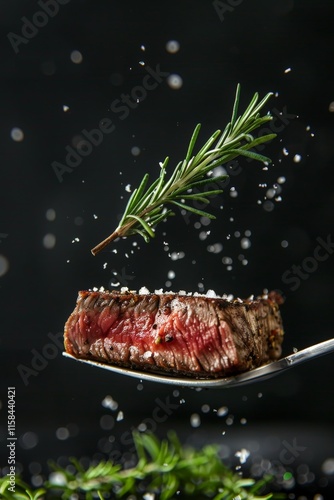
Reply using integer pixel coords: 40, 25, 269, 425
64, 290, 284, 377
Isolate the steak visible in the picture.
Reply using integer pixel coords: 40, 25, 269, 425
64, 289, 284, 378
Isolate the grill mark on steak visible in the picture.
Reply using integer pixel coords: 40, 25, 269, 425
64, 290, 284, 378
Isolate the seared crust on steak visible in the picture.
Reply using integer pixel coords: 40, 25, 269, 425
64, 290, 284, 378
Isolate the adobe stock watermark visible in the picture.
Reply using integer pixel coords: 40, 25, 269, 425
17, 332, 63, 386
51, 117, 116, 182
282, 234, 334, 292
7, 0, 71, 55
260, 437, 308, 487
279, 438, 307, 466
213, 0, 243, 22
107, 392, 181, 463
52, 64, 169, 183
109, 267, 135, 289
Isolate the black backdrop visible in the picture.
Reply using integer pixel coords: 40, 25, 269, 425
1, 0, 334, 497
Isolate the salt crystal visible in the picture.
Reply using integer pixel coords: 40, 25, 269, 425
139, 286, 150, 294
240, 237, 251, 250
10, 127, 24, 142
206, 289, 217, 298
235, 448, 250, 464
116, 411, 124, 421
217, 406, 228, 417
283, 147, 289, 156
166, 40, 180, 53
143, 351, 152, 359
190, 413, 201, 428
102, 395, 118, 410
125, 184, 131, 192
293, 154, 302, 163
167, 74, 183, 90
284, 67, 292, 73
63, 105, 70, 112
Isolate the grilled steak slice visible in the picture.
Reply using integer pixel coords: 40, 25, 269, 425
64, 289, 284, 378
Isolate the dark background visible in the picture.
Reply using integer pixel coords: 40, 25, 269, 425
1, 0, 334, 497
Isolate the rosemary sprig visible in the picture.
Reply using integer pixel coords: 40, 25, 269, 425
0, 431, 285, 499
105, 85, 274, 255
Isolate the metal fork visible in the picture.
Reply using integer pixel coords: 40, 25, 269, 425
63, 338, 334, 389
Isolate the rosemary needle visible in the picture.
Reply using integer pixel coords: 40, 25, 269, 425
91, 84, 276, 256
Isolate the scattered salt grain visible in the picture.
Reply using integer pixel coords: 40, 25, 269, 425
168, 270, 175, 279
143, 493, 155, 500
10, 127, 24, 142
283, 147, 289, 156
131, 146, 141, 156
190, 413, 201, 428
166, 40, 180, 53
266, 188, 276, 199
70, 50, 83, 64
125, 184, 131, 192
45, 208, 56, 221
217, 406, 228, 417
102, 395, 118, 410
139, 286, 150, 294
63, 105, 70, 112
138, 61, 145, 66
293, 154, 302, 163
235, 449, 250, 464
71, 237, 80, 243
167, 74, 183, 90
170, 251, 185, 261
143, 351, 152, 359
43, 233, 56, 249
240, 238, 251, 250
206, 289, 217, 298
263, 200, 275, 212
207, 243, 223, 254
48, 472, 67, 486
56, 427, 69, 441
284, 67, 292, 73
226, 416, 234, 426
116, 411, 124, 421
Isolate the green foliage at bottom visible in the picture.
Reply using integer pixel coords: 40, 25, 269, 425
0, 431, 286, 499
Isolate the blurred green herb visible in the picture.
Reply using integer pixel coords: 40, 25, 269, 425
91, 84, 276, 255
0, 431, 287, 499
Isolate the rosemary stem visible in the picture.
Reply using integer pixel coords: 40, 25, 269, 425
91, 231, 120, 255
91, 85, 275, 255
